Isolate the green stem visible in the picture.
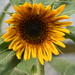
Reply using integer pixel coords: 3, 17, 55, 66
0, 3, 11, 33
31, 58, 44, 75
36, 58, 44, 75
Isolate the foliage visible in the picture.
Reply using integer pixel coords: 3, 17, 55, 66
49, 57, 75, 75
0, 0, 75, 75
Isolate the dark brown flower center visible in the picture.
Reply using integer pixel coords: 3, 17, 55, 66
24, 19, 44, 38
19, 15, 48, 44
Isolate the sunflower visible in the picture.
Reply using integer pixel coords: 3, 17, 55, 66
2, 2, 72, 65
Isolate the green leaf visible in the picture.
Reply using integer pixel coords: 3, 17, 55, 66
31, 65, 37, 75
27, 0, 34, 3
34, 0, 47, 4
53, 0, 75, 15
67, 26, 75, 35
10, 68, 27, 75
18, 0, 26, 4
10, 0, 56, 5
10, 0, 34, 6
65, 26, 75, 42
0, 51, 21, 75
45, 0, 56, 5
18, 0, 33, 4
64, 64, 75, 75
65, 33, 75, 42
0, 34, 4, 44
0, 42, 10, 53
0, 50, 11, 60
17, 58, 36, 75
49, 57, 72, 75
0, 38, 4, 44
34, 0, 55, 5
9, 0, 22, 6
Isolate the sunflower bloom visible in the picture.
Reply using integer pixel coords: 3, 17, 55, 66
2, 2, 72, 65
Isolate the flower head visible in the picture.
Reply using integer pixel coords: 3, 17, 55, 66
2, 2, 72, 65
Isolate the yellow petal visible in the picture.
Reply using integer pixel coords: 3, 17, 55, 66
45, 42, 59, 55
2, 30, 16, 39
14, 6, 21, 14
2, 32, 10, 39
14, 44, 23, 51
55, 4, 65, 16
37, 3, 45, 14
24, 2, 32, 8
32, 47, 37, 58
16, 48, 24, 59
52, 30, 65, 36
24, 44, 28, 60
42, 50, 48, 61
45, 10, 57, 18
38, 49, 44, 65
57, 28, 70, 33
12, 13, 22, 20
8, 37, 19, 49
43, 44, 52, 61
54, 22, 72, 27
13, 41, 20, 51
52, 38, 66, 48
51, 15, 69, 21
50, 34, 65, 41
45, 5, 51, 10
4, 35, 15, 42
33, 3, 39, 14
6, 26, 17, 31
5, 19, 19, 25
27, 46, 32, 59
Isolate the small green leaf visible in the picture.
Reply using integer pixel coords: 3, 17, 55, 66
53, 0, 75, 15
0, 51, 21, 75
49, 57, 72, 75
17, 58, 36, 75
